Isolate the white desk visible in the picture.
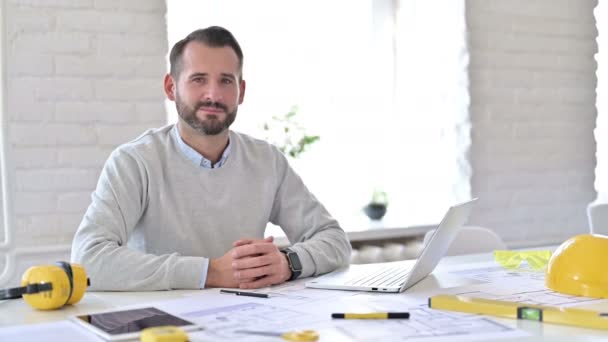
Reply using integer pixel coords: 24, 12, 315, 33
1, 252, 607, 341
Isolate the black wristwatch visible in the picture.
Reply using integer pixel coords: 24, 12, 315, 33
281, 248, 302, 281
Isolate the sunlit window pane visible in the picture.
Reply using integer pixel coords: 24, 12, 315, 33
166, 0, 468, 229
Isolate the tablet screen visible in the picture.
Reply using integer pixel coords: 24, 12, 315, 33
75, 307, 195, 336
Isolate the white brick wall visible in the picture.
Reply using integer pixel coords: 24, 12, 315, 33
467, 0, 598, 246
595, 2, 608, 201
4, 0, 167, 261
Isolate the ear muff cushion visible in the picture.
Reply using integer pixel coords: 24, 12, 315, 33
55, 261, 74, 305
67, 264, 88, 304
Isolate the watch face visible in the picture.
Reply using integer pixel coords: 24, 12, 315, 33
288, 251, 303, 271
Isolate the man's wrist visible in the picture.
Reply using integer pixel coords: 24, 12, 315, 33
205, 258, 220, 287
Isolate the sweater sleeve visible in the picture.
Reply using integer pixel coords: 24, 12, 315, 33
269, 155, 352, 278
71, 149, 206, 291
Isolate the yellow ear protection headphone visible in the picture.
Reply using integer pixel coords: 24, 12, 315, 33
0, 261, 90, 310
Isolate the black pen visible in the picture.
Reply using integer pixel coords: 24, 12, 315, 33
219, 289, 269, 298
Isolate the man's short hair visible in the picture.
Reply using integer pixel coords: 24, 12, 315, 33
169, 26, 244, 80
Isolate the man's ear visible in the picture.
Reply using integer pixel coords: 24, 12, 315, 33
238, 79, 246, 104
164, 74, 176, 101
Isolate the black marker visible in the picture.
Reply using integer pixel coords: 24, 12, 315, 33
331, 312, 410, 319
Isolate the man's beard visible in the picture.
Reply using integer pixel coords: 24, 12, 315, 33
176, 96, 237, 136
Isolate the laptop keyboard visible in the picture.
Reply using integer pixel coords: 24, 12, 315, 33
345, 265, 411, 287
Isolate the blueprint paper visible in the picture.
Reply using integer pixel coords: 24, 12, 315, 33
150, 283, 528, 341
447, 262, 608, 307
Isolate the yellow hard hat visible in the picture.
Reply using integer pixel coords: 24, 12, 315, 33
546, 234, 608, 298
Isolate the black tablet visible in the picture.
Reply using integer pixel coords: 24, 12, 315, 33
71, 307, 200, 341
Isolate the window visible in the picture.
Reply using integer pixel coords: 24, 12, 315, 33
166, 0, 469, 229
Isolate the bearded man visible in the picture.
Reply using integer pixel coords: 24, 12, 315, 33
71, 26, 351, 291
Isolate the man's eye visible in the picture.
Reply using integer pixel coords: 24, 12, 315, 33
193, 78, 205, 83
222, 78, 233, 85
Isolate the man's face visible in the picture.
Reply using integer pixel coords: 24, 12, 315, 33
171, 42, 245, 136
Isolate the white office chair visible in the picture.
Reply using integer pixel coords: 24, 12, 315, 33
587, 201, 608, 235
423, 225, 506, 256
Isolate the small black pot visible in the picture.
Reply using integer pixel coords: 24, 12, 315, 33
363, 203, 387, 220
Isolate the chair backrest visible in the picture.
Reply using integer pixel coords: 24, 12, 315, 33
587, 201, 608, 235
423, 225, 506, 256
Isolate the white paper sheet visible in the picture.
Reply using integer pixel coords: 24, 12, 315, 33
448, 261, 546, 285
330, 293, 527, 342
150, 285, 527, 342
0, 320, 103, 342
447, 262, 607, 307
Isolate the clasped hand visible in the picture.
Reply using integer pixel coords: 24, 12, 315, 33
206, 236, 292, 289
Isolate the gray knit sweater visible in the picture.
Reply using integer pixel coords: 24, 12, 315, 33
71, 125, 351, 291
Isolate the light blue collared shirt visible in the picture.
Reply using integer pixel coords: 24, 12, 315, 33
173, 125, 231, 288
173, 125, 231, 169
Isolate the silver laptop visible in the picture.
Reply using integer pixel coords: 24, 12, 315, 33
305, 198, 477, 293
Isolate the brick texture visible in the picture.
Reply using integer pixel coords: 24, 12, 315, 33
595, 1, 608, 201
4, 0, 167, 253
467, 0, 599, 246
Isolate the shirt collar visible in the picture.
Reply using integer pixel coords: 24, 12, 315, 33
173, 125, 231, 169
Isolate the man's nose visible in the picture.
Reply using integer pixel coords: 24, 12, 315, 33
204, 82, 223, 102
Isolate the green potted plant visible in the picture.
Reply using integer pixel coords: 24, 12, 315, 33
363, 189, 388, 220
262, 106, 320, 159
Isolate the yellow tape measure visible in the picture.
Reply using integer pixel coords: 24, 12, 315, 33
140, 326, 188, 342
